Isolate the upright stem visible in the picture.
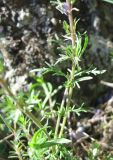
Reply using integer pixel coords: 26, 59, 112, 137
59, 0, 76, 138
54, 0, 77, 139
66, 0, 76, 47
54, 88, 68, 138
59, 65, 75, 138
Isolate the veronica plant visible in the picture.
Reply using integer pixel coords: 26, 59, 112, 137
0, 0, 106, 159
33, 0, 105, 138
30, 0, 105, 157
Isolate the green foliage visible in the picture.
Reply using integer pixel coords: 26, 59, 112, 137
28, 129, 48, 160
72, 103, 87, 116
29, 129, 71, 159
102, 0, 113, 4
0, 0, 106, 159
28, 122, 73, 160
88, 142, 113, 160
0, 58, 4, 73
88, 142, 101, 160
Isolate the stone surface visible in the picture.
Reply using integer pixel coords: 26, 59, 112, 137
0, 0, 113, 96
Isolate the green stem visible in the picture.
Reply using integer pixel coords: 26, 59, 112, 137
66, 0, 76, 48
59, 63, 75, 138
59, 0, 76, 138
59, 109, 67, 138
17, 152, 23, 160
54, 88, 68, 138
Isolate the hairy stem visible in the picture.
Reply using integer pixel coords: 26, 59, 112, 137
59, 0, 76, 138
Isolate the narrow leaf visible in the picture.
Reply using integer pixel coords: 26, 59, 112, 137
102, 0, 113, 4
81, 34, 88, 56
76, 76, 93, 82
31, 138, 71, 149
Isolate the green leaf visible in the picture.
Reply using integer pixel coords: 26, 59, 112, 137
76, 33, 88, 57
81, 34, 88, 56
71, 0, 77, 4
30, 129, 47, 148
55, 54, 70, 65
90, 68, 106, 75
74, 67, 106, 77
76, 76, 93, 82
0, 114, 14, 132
30, 64, 66, 77
102, 0, 113, 4
62, 45, 74, 57
31, 138, 71, 149
63, 20, 70, 34
0, 59, 4, 73
72, 103, 87, 116
76, 33, 82, 56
